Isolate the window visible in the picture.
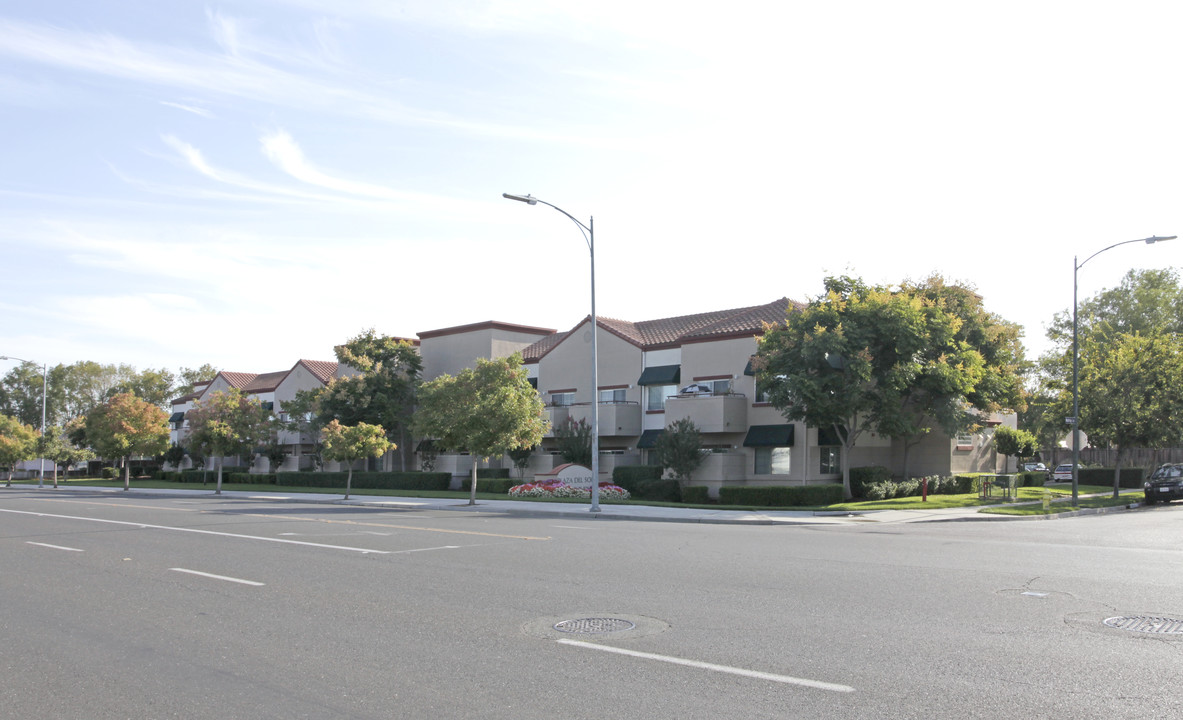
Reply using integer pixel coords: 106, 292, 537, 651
819, 446, 840, 474
709, 379, 732, 395
647, 384, 676, 411
551, 392, 574, 407
956, 433, 974, 448
599, 388, 626, 404
755, 447, 791, 475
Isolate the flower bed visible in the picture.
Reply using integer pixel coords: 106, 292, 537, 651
508, 480, 631, 502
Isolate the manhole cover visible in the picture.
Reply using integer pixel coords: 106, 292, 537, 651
553, 617, 636, 634
1103, 616, 1183, 634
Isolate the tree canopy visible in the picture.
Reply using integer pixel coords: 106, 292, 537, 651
84, 393, 169, 490
414, 353, 547, 505
185, 389, 274, 494
655, 418, 703, 481
320, 330, 422, 471
321, 420, 394, 499
756, 275, 1024, 498
0, 414, 39, 487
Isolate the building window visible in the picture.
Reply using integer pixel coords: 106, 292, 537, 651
551, 392, 574, 407
599, 388, 626, 404
956, 433, 974, 448
755, 447, 791, 475
709, 379, 732, 395
647, 384, 676, 411
819, 446, 840, 474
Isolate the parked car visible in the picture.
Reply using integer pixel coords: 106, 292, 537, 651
1144, 464, 1183, 505
1051, 463, 1074, 482
1021, 462, 1047, 473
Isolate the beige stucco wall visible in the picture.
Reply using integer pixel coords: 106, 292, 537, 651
536, 320, 642, 407
420, 326, 551, 381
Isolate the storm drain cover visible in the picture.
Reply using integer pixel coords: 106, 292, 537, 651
553, 617, 636, 634
1103, 616, 1183, 634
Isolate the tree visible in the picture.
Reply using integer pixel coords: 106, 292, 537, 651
414, 353, 547, 505
163, 443, 187, 469
756, 276, 927, 499
112, 367, 177, 409
84, 393, 169, 490
39, 424, 93, 488
992, 425, 1038, 473
185, 389, 274, 494
553, 417, 592, 467
0, 361, 50, 428
320, 330, 423, 471
508, 445, 535, 478
1077, 332, 1183, 498
282, 387, 327, 470
321, 420, 394, 499
0, 414, 39, 487
655, 418, 703, 481
176, 364, 219, 397
877, 276, 1025, 477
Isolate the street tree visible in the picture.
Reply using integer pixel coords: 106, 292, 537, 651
321, 420, 394, 499
414, 353, 547, 505
0, 361, 51, 428
185, 389, 274, 494
655, 418, 703, 481
39, 424, 94, 487
320, 330, 423, 471
84, 393, 169, 490
878, 276, 1025, 477
281, 387, 327, 470
1078, 332, 1183, 498
992, 425, 1039, 473
756, 276, 929, 499
0, 414, 39, 487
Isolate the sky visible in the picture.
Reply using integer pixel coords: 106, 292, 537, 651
2, 0, 1181, 379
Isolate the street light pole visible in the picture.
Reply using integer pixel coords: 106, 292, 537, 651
503, 193, 601, 512
1, 355, 49, 488
1071, 235, 1175, 507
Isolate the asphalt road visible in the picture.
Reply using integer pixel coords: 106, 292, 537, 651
2, 489, 1181, 719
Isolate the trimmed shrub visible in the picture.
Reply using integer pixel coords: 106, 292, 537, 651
849, 466, 891, 498
459, 477, 517, 494
682, 486, 711, 504
477, 468, 511, 479
227, 472, 275, 485
1077, 467, 1146, 488
718, 484, 844, 507
101, 466, 118, 479
274, 471, 451, 491
613, 467, 680, 502
944, 474, 976, 494
1018, 471, 1045, 487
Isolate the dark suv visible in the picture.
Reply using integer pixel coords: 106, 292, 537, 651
1144, 464, 1183, 505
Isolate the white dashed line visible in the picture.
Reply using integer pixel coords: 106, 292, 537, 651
170, 568, 265, 586
26, 541, 84, 552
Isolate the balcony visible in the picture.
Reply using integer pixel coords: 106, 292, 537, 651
568, 401, 642, 438
664, 392, 748, 434
543, 405, 571, 437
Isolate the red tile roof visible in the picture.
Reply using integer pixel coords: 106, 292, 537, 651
524, 299, 801, 359
297, 359, 338, 384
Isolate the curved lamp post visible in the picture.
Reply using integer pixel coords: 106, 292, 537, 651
1071, 235, 1175, 506
503, 192, 600, 512
1, 355, 48, 488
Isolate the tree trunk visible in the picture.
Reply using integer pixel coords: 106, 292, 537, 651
841, 442, 853, 500
345, 463, 353, 500
123, 457, 130, 491
1113, 448, 1124, 500
215, 456, 224, 495
469, 461, 478, 506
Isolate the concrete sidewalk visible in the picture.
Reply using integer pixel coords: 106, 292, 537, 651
4, 482, 1133, 525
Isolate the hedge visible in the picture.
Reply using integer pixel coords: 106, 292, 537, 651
848, 466, 891, 498
682, 486, 711, 504
612, 466, 680, 502
275, 471, 451, 491
1076, 467, 1146, 488
718, 484, 844, 507
460, 477, 518, 494
477, 468, 511, 479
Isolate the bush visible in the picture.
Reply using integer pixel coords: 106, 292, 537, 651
682, 486, 711, 504
459, 477, 517, 494
101, 466, 118, 479
1078, 467, 1146, 488
849, 466, 891, 498
718, 484, 844, 507
1018, 471, 1045, 487
227, 472, 276, 485
274, 471, 451, 491
613, 467, 680, 502
477, 468, 510, 479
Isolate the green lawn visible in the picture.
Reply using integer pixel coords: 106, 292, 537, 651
6, 477, 1147, 515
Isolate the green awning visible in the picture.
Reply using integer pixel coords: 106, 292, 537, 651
743, 424, 794, 447
637, 365, 680, 386
168, 412, 186, 423
637, 429, 664, 449
744, 358, 756, 376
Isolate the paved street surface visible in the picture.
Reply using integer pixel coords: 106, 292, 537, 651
2, 486, 1179, 719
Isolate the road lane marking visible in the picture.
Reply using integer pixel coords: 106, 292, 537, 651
551, 525, 595, 530
556, 639, 854, 693
0, 508, 389, 554
26, 541, 84, 552
390, 545, 461, 554
170, 568, 265, 586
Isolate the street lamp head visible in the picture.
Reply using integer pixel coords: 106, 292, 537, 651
1146, 235, 1177, 244
502, 192, 537, 205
